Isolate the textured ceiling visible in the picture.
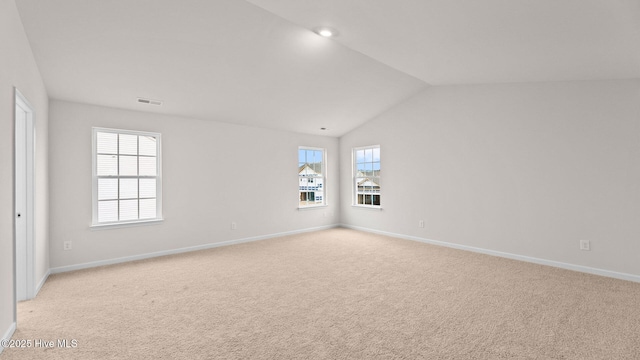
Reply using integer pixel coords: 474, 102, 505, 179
15, 0, 640, 136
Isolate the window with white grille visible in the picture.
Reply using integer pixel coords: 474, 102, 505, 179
353, 145, 380, 207
299, 147, 326, 207
92, 128, 162, 226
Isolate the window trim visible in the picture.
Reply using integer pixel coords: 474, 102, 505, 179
298, 146, 327, 209
353, 145, 381, 208
91, 127, 163, 228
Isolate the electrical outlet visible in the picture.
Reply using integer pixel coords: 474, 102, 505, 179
231, 222, 237, 230
419, 220, 425, 228
580, 240, 590, 251
63, 241, 72, 251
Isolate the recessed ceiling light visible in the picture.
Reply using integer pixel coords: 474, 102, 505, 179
320, 127, 327, 130
314, 27, 338, 38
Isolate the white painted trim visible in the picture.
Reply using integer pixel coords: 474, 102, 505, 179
298, 146, 327, 208
352, 144, 381, 207
297, 205, 328, 211
351, 205, 383, 211
50, 224, 340, 274
0, 322, 17, 355
14, 88, 36, 302
90, 218, 163, 230
91, 127, 163, 226
340, 224, 640, 284
34, 269, 50, 297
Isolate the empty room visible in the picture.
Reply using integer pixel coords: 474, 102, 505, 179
2, 0, 640, 359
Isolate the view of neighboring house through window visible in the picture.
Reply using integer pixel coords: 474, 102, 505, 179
92, 127, 162, 225
354, 145, 380, 206
299, 147, 326, 207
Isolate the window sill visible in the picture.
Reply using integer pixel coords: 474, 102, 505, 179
90, 218, 164, 230
351, 205, 382, 211
298, 204, 328, 211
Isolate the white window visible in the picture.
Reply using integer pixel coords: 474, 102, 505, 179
298, 147, 326, 207
92, 128, 162, 226
354, 145, 380, 207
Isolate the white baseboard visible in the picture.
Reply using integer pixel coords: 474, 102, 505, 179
0, 322, 17, 355
35, 269, 50, 297
50, 224, 339, 274
341, 224, 640, 284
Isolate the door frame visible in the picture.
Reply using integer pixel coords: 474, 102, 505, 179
14, 87, 36, 306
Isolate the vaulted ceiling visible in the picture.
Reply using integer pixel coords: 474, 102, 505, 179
16, 0, 640, 136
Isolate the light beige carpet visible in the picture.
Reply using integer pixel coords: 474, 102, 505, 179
3, 228, 640, 359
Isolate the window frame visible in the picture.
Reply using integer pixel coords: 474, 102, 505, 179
298, 146, 327, 209
353, 145, 381, 208
91, 127, 163, 228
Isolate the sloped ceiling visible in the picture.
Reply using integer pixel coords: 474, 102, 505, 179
15, 0, 640, 136
248, 0, 640, 85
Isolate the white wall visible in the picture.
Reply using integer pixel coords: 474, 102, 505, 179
0, 0, 49, 345
48, 100, 339, 269
340, 79, 640, 277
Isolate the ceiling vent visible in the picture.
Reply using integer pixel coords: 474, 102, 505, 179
137, 97, 163, 106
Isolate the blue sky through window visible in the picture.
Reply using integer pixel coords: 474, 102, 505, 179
355, 147, 380, 174
298, 149, 324, 175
